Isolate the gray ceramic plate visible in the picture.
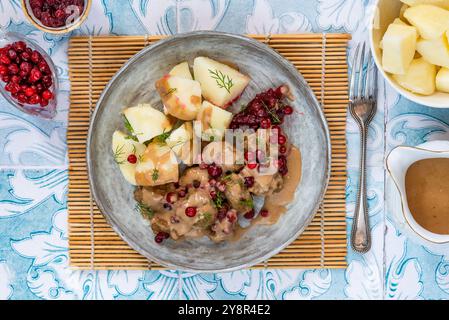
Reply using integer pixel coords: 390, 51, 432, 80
88, 31, 331, 272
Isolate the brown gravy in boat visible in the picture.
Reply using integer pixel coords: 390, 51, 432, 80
405, 158, 449, 235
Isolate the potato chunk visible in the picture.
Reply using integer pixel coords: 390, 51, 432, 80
112, 130, 146, 185
169, 62, 193, 80
404, 5, 449, 39
135, 142, 179, 186
393, 57, 437, 95
393, 17, 409, 26
193, 57, 250, 107
123, 104, 173, 144
379, 18, 414, 49
382, 23, 418, 74
400, 4, 410, 20
417, 35, 449, 68
196, 101, 233, 141
165, 122, 193, 156
436, 67, 449, 92
400, 0, 449, 10
155, 75, 202, 120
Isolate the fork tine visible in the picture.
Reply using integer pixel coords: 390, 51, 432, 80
356, 43, 366, 100
349, 43, 361, 101
364, 50, 373, 98
372, 60, 378, 99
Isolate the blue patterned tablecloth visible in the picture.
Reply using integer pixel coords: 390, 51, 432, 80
0, 0, 448, 300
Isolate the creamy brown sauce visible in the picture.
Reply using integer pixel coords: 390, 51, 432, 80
232, 146, 302, 241
405, 158, 449, 235
255, 146, 302, 226
198, 106, 212, 130
136, 144, 302, 243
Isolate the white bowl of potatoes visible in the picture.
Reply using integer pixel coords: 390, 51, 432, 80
370, 0, 449, 108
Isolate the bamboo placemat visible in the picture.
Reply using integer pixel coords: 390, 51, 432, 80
68, 34, 350, 270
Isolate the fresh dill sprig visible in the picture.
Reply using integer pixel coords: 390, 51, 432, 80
222, 174, 243, 188
153, 131, 171, 145
166, 138, 187, 152
113, 144, 126, 164
222, 174, 233, 181
240, 197, 254, 208
135, 202, 154, 219
123, 115, 139, 141
124, 135, 139, 142
138, 154, 144, 163
262, 101, 281, 124
208, 69, 234, 93
195, 212, 213, 228
164, 88, 177, 97
213, 191, 226, 209
152, 168, 159, 182
123, 115, 134, 134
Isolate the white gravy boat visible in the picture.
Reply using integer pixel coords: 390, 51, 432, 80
386, 140, 449, 244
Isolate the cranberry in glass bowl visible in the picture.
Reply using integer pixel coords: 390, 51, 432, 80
22, 0, 91, 34
0, 32, 58, 119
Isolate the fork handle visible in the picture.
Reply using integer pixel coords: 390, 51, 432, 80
351, 126, 371, 253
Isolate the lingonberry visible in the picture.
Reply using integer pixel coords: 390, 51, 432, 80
127, 154, 137, 164
185, 207, 197, 217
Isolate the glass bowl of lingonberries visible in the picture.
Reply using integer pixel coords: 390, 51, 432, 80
22, 0, 91, 34
0, 32, 58, 119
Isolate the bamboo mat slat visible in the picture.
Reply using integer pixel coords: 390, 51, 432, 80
68, 34, 350, 270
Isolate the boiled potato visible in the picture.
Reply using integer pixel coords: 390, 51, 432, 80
165, 122, 193, 156
155, 75, 202, 120
196, 101, 233, 141
401, 0, 449, 10
436, 67, 449, 92
112, 130, 146, 185
393, 17, 409, 26
393, 58, 437, 95
416, 35, 449, 68
135, 142, 179, 186
169, 62, 193, 80
400, 4, 410, 20
379, 19, 410, 49
394, 18, 419, 39
404, 5, 449, 39
177, 127, 201, 166
193, 57, 250, 107
123, 104, 173, 144
382, 23, 418, 74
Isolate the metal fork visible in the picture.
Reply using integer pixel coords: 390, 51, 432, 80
349, 43, 378, 253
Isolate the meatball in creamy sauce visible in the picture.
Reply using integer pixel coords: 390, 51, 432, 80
135, 145, 301, 243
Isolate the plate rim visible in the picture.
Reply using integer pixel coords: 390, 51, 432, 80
86, 30, 332, 272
